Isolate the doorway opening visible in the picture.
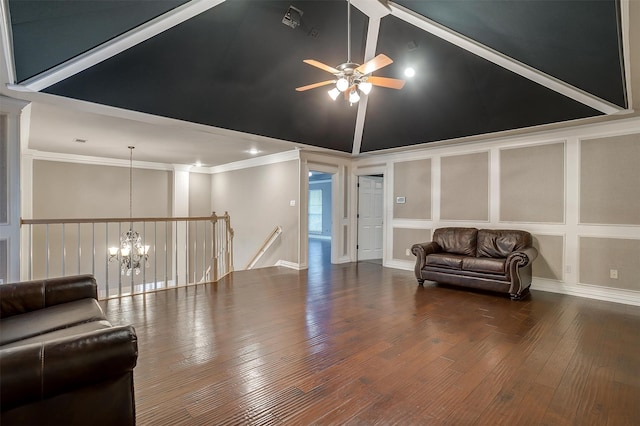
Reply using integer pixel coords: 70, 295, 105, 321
308, 171, 333, 269
357, 175, 384, 265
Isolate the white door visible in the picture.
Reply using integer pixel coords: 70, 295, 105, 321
357, 176, 384, 260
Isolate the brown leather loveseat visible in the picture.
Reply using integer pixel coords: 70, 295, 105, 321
412, 227, 538, 300
0, 274, 138, 425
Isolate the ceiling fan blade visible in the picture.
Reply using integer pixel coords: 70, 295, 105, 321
368, 76, 406, 90
355, 54, 393, 75
296, 80, 336, 92
303, 59, 340, 75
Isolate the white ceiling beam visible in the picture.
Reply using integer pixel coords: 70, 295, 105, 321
352, 15, 383, 156
389, 1, 625, 115
7, 0, 226, 92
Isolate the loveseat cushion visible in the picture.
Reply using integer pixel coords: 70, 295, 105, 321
425, 253, 465, 270
0, 298, 106, 346
477, 229, 532, 258
462, 257, 506, 275
433, 227, 478, 256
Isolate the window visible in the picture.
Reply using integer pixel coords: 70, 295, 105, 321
308, 189, 322, 233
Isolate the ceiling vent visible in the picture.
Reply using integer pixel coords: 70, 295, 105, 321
282, 5, 303, 29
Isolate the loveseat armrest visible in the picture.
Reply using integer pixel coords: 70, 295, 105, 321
505, 246, 539, 268
0, 325, 137, 412
0, 275, 98, 319
411, 242, 441, 282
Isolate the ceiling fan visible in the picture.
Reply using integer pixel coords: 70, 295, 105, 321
295, 0, 405, 104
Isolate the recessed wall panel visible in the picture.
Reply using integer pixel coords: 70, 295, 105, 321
579, 237, 640, 291
580, 134, 640, 225
500, 143, 564, 223
393, 228, 431, 261
441, 152, 489, 221
394, 159, 431, 219
532, 234, 564, 281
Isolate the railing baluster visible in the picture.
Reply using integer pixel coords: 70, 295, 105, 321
77, 223, 81, 275
45, 224, 49, 278
118, 222, 122, 297
20, 215, 232, 298
154, 221, 157, 291
105, 222, 109, 298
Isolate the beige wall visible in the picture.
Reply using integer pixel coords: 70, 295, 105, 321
393, 228, 431, 261
441, 152, 489, 221
580, 134, 640, 225
580, 237, 640, 291
211, 160, 299, 269
33, 160, 171, 218
393, 159, 431, 219
532, 234, 564, 281
30, 160, 173, 290
189, 172, 212, 216
500, 142, 564, 223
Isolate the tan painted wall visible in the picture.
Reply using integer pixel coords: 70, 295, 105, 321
393, 159, 431, 219
211, 160, 299, 269
33, 160, 171, 219
532, 234, 564, 281
393, 228, 431, 261
441, 152, 489, 221
580, 134, 640, 225
580, 237, 640, 291
31, 160, 173, 290
500, 142, 564, 223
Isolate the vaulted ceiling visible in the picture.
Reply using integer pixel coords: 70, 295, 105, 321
2, 0, 632, 161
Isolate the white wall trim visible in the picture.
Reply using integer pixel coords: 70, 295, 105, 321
389, 1, 625, 115
209, 149, 300, 174
275, 260, 305, 270
532, 278, 640, 307
12, 0, 226, 92
24, 148, 173, 171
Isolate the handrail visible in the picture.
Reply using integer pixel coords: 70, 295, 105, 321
21, 216, 218, 225
245, 226, 283, 270
20, 212, 233, 299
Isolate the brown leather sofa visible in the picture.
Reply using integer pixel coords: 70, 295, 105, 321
412, 227, 538, 300
0, 275, 138, 425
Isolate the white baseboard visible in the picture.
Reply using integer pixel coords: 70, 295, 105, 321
383, 260, 640, 307
532, 279, 640, 307
275, 260, 305, 270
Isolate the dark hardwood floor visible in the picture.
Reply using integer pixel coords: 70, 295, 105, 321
102, 261, 640, 425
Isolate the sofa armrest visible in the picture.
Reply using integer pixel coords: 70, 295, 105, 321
0, 275, 98, 319
0, 325, 137, 412
411, 242, 441, 280
506, 246, 539, 268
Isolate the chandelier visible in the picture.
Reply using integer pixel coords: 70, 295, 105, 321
109, 146, 150, 276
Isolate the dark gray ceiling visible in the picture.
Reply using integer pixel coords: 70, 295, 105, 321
8, 0, 627, 154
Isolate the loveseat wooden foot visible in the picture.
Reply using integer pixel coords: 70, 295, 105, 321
417, 279, 425, 286
510, 287, 530, 301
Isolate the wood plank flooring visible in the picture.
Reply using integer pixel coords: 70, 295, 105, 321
101, 263, 640, 425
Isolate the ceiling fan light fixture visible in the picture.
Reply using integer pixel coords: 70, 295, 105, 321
359, 81, 372, 95
328, 87, 340, 100
336, 77, 349, 92
349, 89, 360, 103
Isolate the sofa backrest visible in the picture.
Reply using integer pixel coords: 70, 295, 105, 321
433, 227, 478, 256
477, 229, 532, 258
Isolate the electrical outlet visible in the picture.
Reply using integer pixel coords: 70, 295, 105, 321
565, 265, 572, 274
406, 248, 411, 256
0, 278, 3, 284
610, 269, 618, 279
